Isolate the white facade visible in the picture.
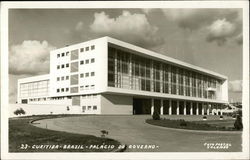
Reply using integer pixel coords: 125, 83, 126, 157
17, 37, 228, 116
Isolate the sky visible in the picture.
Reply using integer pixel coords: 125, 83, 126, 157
8, 8, 243, 103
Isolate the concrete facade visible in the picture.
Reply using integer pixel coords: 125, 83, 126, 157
16, 37, 228, 116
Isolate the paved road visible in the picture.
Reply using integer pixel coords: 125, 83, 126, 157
33, 115, 242, 152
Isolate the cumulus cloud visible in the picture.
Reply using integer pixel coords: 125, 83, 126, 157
228, 80, 242, 93
89, 11, 164, 48
9, 40, 56, 75
75, 21, 84, 31
206, 19, 236, 45
161, 9, 242, 46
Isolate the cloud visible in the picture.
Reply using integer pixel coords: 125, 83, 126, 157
141, 9, 154, 14
161, 9, 242, 46
75, 21, 84, 31
206, 19, 236, 46
234, 33, 243, 45
228, 80, 242, 93
89, 11, 164, 48
9, 40, 56, 75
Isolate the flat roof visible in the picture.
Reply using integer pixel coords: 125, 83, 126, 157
18, 74, 50, 84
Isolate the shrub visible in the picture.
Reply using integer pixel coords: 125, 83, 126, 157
152, 111, 160, 120
203, 116, 207, 119
13, 108, 26, 116
234, 115, 243, 130
220, 115, 223, 119
179, 119, 187, 126
100, 130, 109, 137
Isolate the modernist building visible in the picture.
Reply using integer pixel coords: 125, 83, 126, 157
17, 37, 228, 115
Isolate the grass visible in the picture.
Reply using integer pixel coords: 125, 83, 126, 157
9, 115, 120, 152
146, 118, 241, 131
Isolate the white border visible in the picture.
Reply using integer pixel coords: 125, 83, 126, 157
1, 1, 249, 160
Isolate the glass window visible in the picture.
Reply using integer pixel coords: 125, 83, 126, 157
91, 72, 95, 76
57, 54, 60, 58
57, 77, 60, 81
80, 48, 84, 52
85, 59, 89, 64
61, 64, 65, 68
66, 88, 69, 92
66, 52, 69, 56
70, 49, 79, 60
82, 106, 86, 112
62, 53, 65, 57
61, 76, 64, 81
66, 63, 69, 67
91, 45, 95, 50
91, 58, 95, 63
85, 47, 89, 51
80, 60, 84, 65
66, 76, 69, 80
57, 89, 60, 92
61, 88, 64, 92
57, 65, 60, 69
85, 73, 89, 77
80, 73, 84, 78
85, 85, 89, 89
88, 106, 91, 110
93, 105, 97, 110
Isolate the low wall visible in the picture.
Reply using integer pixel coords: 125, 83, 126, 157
9, 103, 82, 117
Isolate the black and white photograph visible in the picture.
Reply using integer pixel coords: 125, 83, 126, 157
1, 1, 249, 160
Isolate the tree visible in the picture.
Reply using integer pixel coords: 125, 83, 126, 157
234, 115, 243, 130
152, 110, 160, 120
13, 108, 26, 116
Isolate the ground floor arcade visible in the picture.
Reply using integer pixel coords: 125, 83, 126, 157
133, 98, 225, 116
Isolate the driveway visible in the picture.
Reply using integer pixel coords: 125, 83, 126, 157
33, 115, 242, 152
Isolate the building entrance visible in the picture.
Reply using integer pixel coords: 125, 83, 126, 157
133, 98, 151, 114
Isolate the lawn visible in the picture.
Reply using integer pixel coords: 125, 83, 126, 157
146, 118, 241, 131
9, 115, 121, 152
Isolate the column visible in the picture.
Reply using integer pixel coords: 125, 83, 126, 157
177, 100, 180, 115
160, 64, 163, 93
176, 68, 179, 95
169, 99, 172, 115
190, 72, 193, 97
168, 66, 171, 94
207, 104, 210, 115
202, 103, 205, 115
129, 53, 132, 89
114, 50, 118, 87
196, 103, 199, 115
160, 99, 163, 115
150, 60, 154, 92
151, 98, 154, 115
190, 102, 193, 115
184, 101, 187, 115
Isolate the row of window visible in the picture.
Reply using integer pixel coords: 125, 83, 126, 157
82, 105, 97, 112
56, 58, 95, 70
57, 76, 69, 81
57, 63, 69, 69
80, 72, 95, 78
57, 45, 95, 58
80, 58, 95, 65
57, 84, 95, 93
57, 88, 69, 93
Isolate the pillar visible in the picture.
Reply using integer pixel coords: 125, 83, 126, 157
160, 99, 163, 115
169, 99, 172, 115
196, 103, 199, 115
177, 100, 180, 115
202, 103, 205, 115
190, 102, 193, 115
207, 104, 210, 115
151, 98, 154, 115
184, 101, 187, 115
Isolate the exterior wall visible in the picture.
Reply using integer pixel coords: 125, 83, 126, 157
9, 103, 81, 117
221, 79, 228, 101
49, 37, 108, 98
80, 94, 101, 114
100, 94, 133, 115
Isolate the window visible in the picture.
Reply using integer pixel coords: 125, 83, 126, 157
57, 89, 60, 93
80, 60, 84, 65
85, 59, 89, 64
82, 106, 86, 112
61, 64, 65, 68
57, 54, 60, 58
93, 105, 97, 110
91, 58, 95, 63
66, 76, 69, 80
80, 86, 84, 90
80, 73, 84, 78
62, 53, 65, 57
57, 65, 60, 69
66, 52, 69, 56
61, 88, 64, 92
91, 85, 95, 89
66, 88, 69, 92
85, 47, 89, 51
80, 48, 84, 52
61, 76, 64, 81
91, 45, 95, 50
85, 73, 89, 77
88, 106, 91, 110
66, 63, 69, 67
85, 85, 89, 89
57, 77, 60, 81
91, 72, 95, 76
